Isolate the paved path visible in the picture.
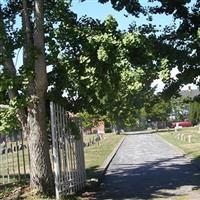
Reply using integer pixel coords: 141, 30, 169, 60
96, 133, 200, 200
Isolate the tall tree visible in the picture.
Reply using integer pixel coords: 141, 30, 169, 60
1, 0, 198, 196
0, 0, 54, 195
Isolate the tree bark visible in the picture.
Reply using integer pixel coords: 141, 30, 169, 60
27, 97, 54, 195
25, 0, 54, 195
116, 118, 121, 134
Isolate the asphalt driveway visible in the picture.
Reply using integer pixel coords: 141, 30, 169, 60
96, 133, 200, 200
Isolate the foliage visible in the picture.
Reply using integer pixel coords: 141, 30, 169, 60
1, 0, 199, 193
189, 101, 200, 124
144, 98, 172, 121
0, 107, 20, 133
95, 0, 200, 95
68, 120, 81, 140
156, 1, 200, 93
47, 13, 161, 129
0, 0, 58, 194
0, 97, 25, 133
2, 0, 189, 133
169, 96, 191, 121
77, 111, 97, 129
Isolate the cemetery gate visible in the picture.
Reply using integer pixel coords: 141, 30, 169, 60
50, 102, 86, 199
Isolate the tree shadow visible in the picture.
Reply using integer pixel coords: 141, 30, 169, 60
96, 155, 200, 199
0, 173, 29, 184
86, 165, 99, 181
191, 155, 200, 168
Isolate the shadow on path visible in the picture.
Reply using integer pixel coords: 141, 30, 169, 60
96, 155, 200, 199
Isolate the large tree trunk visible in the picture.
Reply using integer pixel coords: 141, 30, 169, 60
27, 97, 54, 195
25, 0, 54, 195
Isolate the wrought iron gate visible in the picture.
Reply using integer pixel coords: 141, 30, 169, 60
50, 102, 86, 199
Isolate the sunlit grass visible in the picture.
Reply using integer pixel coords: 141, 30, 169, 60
84, 133, 124, 180
158, 127, 200, 160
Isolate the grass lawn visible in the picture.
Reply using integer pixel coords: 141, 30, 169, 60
158, 127, 200, 164
84, 133, 124, 180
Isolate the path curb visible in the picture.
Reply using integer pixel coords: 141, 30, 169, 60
96, 135, 126, 183
154, 133, 200, 169
154, 133, 187, 156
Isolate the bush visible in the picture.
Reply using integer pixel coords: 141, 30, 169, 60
105, 128, 112, 133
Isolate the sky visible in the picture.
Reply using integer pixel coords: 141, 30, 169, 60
71, 0, 173, 30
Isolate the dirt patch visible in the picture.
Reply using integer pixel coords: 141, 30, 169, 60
0, 183, 27, 200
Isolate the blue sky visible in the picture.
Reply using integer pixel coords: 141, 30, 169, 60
71, 0, 174, 30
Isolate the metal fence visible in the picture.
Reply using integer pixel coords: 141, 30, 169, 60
0, 103, 86, 199
0, 132, 30, 184
50, 102, 86, 199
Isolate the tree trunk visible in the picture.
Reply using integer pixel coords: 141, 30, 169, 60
26, 97, 54, 195
116, 118, 121, 134
22, 0, 54, 195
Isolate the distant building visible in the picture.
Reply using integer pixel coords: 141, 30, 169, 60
180, 87, 200, 99
179, 87, 200, 120
169, 88, 200, 122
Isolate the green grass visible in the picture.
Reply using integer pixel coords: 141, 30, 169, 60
158, 127, 200, 161
83, 133, 97, 146
0, 142, 30, 184
84, 133, 124, 180
0, 183, 14, 199
0, 133, 124, 199
0, 182, 27, 199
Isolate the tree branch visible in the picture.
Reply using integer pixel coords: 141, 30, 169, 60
0, 5, 27, 128
0, 6, 17, 98
22, 0, 33, 67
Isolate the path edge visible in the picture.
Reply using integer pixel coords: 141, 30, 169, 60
96, 135, 126, 183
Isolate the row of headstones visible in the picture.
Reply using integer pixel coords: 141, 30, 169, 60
0, 144, 27, 154
172, 132, 192, 143
83, 135, 102, 147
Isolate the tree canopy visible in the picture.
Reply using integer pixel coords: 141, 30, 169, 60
47, 14, 159, 117
97, 0, 200, 95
